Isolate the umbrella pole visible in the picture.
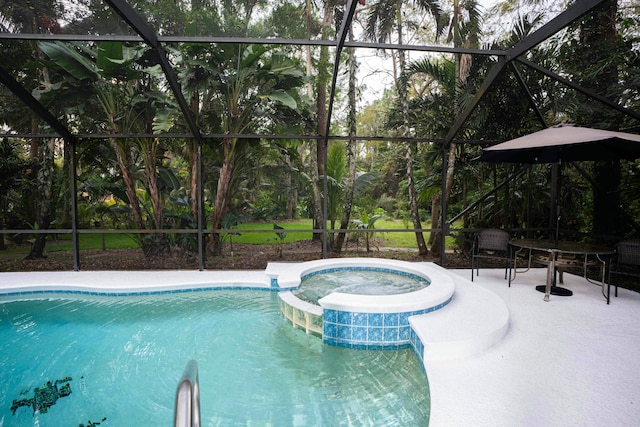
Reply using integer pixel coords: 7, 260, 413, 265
550, 162, 562, 247
549, 163, 560, 246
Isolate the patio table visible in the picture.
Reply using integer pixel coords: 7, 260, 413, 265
509, 239, 614, 303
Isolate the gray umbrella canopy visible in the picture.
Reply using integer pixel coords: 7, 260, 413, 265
478, 124, 640, 163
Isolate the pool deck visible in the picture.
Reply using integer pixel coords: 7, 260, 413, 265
1, 265, 639, 426
431, 267, 640, 427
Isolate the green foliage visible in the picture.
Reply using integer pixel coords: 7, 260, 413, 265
269, 223, 288, 257
219, 213, 242, 250
0, 142, 34, 238
249, 189, 287, 221
351, 207, 386, 252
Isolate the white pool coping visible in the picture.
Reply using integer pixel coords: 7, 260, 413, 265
1, 264, 639, 426
0, 270, 271, 295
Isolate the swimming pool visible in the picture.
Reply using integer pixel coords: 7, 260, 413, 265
0, 290, 430, 426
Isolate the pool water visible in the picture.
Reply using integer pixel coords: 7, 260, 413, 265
293, 269, 430, 305
0, 291, 430, 426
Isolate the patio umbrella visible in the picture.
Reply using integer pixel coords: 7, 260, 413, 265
476, 124, 640, 268
478, 124, 640, 163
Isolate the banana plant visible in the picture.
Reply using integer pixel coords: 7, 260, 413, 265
199, 43, 310, 256
36, 40, 178, 242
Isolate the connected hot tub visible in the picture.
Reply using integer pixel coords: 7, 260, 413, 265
273, 258, 456, 350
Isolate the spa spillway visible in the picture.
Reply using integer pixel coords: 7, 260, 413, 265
273, 258, 455, 350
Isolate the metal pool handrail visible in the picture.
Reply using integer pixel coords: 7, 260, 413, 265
174, 360, 201, 427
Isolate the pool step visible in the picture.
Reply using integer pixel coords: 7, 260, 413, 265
410, 273, 509, 361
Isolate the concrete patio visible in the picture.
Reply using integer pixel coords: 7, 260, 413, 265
428, 266, 640, 426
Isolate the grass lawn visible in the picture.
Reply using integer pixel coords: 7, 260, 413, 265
2, 218, 460, 255
231, 218, 423, 247
231, 218, 456, 249
1, 233, 139, 255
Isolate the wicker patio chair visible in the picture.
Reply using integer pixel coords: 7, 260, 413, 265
471, 229, 512, 284
608, 238, 640, 300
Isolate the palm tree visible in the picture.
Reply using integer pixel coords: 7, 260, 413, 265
334, 23, 360, 253
365, 0, 444, 256
403, 56, 455, 248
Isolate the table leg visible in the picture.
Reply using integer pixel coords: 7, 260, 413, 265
544, 250, 557, 302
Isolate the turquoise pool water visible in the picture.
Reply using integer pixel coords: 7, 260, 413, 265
0, 291, 430, 426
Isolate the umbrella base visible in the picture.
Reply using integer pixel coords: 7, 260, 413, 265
535, 285, 573, 297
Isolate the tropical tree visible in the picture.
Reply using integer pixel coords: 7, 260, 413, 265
334, 23, 360, 254
0, 141, 33, 250
0, 0, 66, 259
427, 0, 482, 253
200, 44, 309, 255
365, 0, 444, 256
558, 0, 627, 237
326, 141, 376, 249
310, 0, 341, 242
35, 40, 181, 254
403, 56, 455, 241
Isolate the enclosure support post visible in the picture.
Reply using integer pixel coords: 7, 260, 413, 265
440, 143, 448, 267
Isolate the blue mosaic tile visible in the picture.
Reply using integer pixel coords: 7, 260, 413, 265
383, 327, 399, 342
366, 344, 385, 351
324, 309, 337, 323
335, 341, 352, 349
338, 311, 353, 325
352, 326, 367, 342
368, 327, 383, 342
410, 336, 426, 372
384, 313, 399, 326
324, 323, 337, 338
337, 325, 352, 340
368, 313, 383, 327
399, 326, 411, 340
399, 312, 411, 324
0, 285, 280, 299
353, 312, 367, 326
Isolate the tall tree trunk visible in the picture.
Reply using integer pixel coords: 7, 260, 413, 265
60, 140, 72, 229
396, 7, 428, 256
26, 60, 57, 259
142, 138, 162, 230
431, 0, 468, 254
285, 153, 295, 219
26, 138, 56, 259
210, 138, 236, 255
114, 140, 145, 230
189, 140, 199, 222
189, 92, 200, 222
312, 1, 334, 242
335, 28, 358, 253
